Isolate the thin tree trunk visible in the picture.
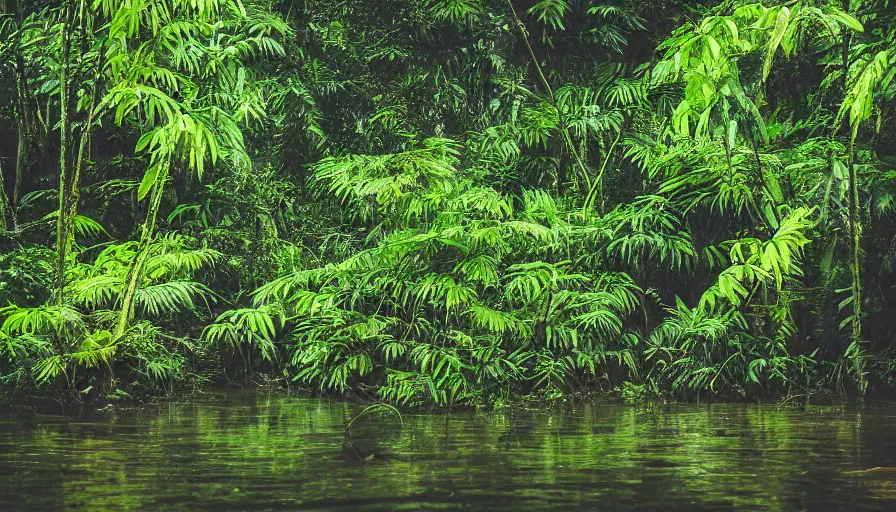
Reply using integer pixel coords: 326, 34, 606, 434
847, 143, 861, 336
13, 116, 26, 231
0, 158, 8, 231
841, 0, 864, 390
60, 23, 102, 276
584, 129, 623, 214
12, 0, 29, 232
114, 165, 169, 338
0, 3, 8, 231
55, 0, 94, 304
55, 0, 75, 304
504, 0, 592, 196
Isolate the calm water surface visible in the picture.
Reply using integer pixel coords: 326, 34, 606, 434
2, 390, 896, 510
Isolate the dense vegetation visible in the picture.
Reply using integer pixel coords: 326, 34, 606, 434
0, 0, 894, 406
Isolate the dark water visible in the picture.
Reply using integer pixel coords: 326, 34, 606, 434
2, 391, 896, 510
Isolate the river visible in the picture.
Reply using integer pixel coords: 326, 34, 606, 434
1, 390, 895, 510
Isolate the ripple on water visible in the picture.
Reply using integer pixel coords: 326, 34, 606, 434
1, 393, 895, 510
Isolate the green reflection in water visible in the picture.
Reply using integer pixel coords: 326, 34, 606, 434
1, 391, 895, 510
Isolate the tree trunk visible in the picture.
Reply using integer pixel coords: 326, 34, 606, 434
0, 2, 8, 230
114, 166, 169, 338
55, 0, 75, 304
55, 0, 94, 304
841, 0, 864, 390
13, 115, 26, 231
0, 158, 8, 231
12, 0, 30, 232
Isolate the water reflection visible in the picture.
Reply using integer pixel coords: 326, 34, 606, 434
1, 391, 895, 510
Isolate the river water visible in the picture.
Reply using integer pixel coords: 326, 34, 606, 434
1, 390, 895, 510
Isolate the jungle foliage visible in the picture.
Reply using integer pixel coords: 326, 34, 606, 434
1, 0, 895, 406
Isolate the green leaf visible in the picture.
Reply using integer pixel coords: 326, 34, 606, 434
137, 166, 159, 201
824, 7, 863, 33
